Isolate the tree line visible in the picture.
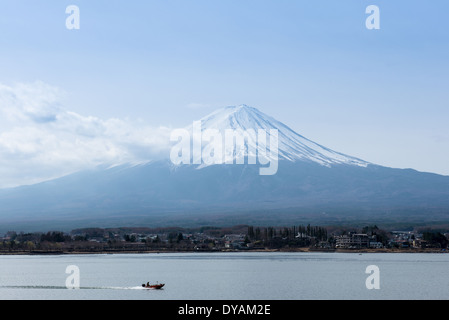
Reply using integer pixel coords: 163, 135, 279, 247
247, 225, 328, 241
246, 225, 329, 249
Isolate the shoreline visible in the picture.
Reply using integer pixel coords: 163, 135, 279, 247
0, 247, 446, 256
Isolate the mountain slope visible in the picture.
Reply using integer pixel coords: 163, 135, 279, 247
1, 159, 449, 230
0, 105, 449, 230
187, 105, 369, 167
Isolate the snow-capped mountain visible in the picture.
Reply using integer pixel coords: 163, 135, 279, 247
1, 104, 449, 232
184, 104, 369, 168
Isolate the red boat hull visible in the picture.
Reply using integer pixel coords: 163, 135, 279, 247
144, 284, 165, 289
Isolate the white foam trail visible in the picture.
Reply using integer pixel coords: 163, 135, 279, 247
1, 285, 152, 290
104, 286, 147, 290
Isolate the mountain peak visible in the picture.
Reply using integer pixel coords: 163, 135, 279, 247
231, 104, 257, 112
186, 104, 370, 168
197, 104, 281, 135
224, 104, 254, 110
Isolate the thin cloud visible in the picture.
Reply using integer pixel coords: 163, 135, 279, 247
0, 81, 171, 188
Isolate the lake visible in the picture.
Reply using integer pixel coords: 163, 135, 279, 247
0, 252, 447, 300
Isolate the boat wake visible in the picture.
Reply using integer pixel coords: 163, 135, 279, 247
0, 285, 158, 290
106, 286, 149, 290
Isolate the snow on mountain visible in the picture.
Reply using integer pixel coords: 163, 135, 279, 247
184, 104, 370, 168
2, 104, 449, 230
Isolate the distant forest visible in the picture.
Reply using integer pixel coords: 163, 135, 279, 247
1, 223, 448, 254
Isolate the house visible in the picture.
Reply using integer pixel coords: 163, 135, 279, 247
335, 233, 370, 248
369, 241, 383, 249
318, 241, 332, 249
225, 240, 245, 249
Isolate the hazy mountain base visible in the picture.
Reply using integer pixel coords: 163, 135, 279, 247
1, 207, 449, 234
1, 160, 449, 233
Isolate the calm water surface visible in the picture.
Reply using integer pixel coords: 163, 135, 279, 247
0, 252, 447, 300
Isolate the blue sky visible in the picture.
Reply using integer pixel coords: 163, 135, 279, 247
0, 0, 448, 186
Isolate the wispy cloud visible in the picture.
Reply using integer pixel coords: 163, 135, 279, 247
0, 81, 171, 188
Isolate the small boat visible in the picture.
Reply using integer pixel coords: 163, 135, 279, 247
142, 282, 165, 289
